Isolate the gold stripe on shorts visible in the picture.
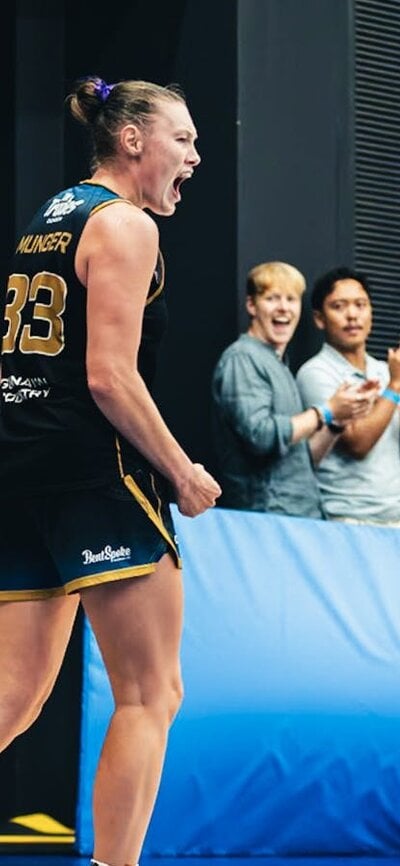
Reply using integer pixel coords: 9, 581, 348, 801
115, 436, 181, 563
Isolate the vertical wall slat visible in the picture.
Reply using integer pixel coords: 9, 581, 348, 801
354, 0, 400, 357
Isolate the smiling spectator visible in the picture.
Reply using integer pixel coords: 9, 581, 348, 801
211, 262, 376, 517
296, 266, 400, 525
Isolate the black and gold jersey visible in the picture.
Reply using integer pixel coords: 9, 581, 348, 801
0, 182, 168, 494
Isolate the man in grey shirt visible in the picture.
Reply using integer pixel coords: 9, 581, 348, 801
211, 261, 375, 518
297, 266, 400, 524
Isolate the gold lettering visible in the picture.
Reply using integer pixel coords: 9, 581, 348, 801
30, 235, 44, 253
16, 235, 32, 254
15, 231, 73, 255
35, 235, 47, 253
44, 232, 60, 252
41, 234, 53, 252
55, 232, 72, 253
24, 235, 37, 254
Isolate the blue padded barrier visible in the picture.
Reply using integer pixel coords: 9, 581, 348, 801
75, 507, 400, 856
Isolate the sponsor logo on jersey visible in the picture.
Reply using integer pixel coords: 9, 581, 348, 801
1, 375, 50, 402
81, 544, 132, 566
44, 192, 85, 224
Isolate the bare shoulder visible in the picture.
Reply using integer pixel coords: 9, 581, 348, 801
76, 201, 159, 286
84, 201, 159, 254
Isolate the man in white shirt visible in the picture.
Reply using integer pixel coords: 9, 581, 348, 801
296, 266, 400, 525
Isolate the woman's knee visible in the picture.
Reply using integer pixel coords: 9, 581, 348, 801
167, 675, 184, 724
0, 682, 50, 747
115, 672, 184, 726
141, 673, 184, 724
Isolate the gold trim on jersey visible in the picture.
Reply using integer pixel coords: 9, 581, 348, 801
150, 471, 163, 522
80, 179, 134, 211
65, 562, 157, 594
83, 187, 164, 305
79, 180, 165, 307
0, 587, 65, 601
80, 179, 131, 191
0, 562, 159, 600
89, 198, 133, 218
146, 250, 165, 306
115, 436, 181, 566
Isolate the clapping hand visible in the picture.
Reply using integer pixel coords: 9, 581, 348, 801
328, 379, 379, 424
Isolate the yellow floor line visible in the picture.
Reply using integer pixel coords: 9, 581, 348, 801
0, 834, 75, 843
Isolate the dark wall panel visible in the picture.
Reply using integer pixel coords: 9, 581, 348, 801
0, 0, 76, 830
237, 0, 354, 370
153, 0, 237, 473
354, 0, 400, 360
0, 1, 16, 289
14, 0, 65, 236
64, 0, 187, 185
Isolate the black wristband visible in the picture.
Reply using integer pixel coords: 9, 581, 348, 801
311, 406, 324, 430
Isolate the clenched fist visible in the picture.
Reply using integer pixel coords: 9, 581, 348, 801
176, 463, 222, 517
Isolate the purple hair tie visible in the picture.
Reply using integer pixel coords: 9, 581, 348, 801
94, 79, 115, 102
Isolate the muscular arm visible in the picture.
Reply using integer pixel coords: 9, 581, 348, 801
340, 394, 399, 458
297, 360, 391, 460
76, 203, 220, 515
337, 346, 400, 458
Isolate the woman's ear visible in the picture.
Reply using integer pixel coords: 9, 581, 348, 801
120, 124, 144, 156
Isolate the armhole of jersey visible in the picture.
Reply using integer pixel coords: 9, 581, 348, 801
86, 199, 163, 307
146, 250, 165, 307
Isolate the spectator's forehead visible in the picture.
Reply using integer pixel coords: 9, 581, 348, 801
260, 282, 302, 297
329, 279, 370, 301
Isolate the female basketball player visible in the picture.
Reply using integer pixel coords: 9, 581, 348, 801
0, 76, 221, 866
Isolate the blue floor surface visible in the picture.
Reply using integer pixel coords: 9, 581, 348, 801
1, 857, 400, 865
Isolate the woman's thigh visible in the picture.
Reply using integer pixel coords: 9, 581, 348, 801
0, 595, 79, 699
80, 553, 184, 704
